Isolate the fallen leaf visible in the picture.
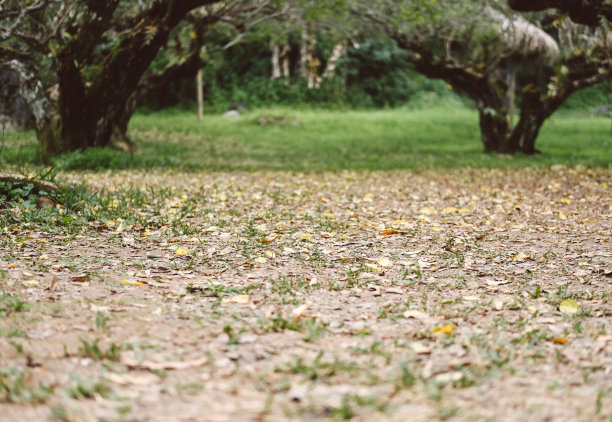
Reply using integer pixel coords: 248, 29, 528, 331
228, 295, 250, 304
512, 253, 531, 261
551, 337, 568, 345
47, 276, 60, 291
559, 299, 579, 315
70, 274, 89, 282
174, 247, 189, 256
7, 264, 17, 269
380, 229, 400, 236
104, 372, 154, 386
292, 304, 309, 318
385, 287, 404, 295
377, 257, 393, 268
122, 280, 143, 286
403, 310, 430, 320
253, 256, 267, 264
409, 342, 431, 354
432, 323, 456, 336
123, 356, 208, 371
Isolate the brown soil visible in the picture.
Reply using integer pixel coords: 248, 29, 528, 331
1, 167, 610, 421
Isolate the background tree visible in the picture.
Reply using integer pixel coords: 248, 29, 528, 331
0, 0, 280, 162
356, 0, 612, 154
508, 0, 612, 26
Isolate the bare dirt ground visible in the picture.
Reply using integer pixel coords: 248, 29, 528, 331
1, 167, 611, 422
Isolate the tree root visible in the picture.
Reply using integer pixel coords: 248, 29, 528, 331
0, 173, 61, 193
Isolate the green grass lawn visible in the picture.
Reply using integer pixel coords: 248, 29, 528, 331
2, 106, 611, 171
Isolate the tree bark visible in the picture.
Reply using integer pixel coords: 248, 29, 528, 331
477, 105, 512, 153
508, 0, 612, 26
271, 43, 281, 78
197, 69, 204, 120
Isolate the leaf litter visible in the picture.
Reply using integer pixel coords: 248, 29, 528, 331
0, 167, 611, 421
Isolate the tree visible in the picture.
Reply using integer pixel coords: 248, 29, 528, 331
356, 0, 612, 154
0, 0, 280, 162
508, 0, 612, 26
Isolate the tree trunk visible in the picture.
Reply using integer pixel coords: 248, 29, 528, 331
271, 43, 282, 78
508, 85, 550, 154
508, 114, 545, 154
299, 31, 310, 79
322, 42, 346, 80
477, 103, 512, 153
196, 69, 204, 121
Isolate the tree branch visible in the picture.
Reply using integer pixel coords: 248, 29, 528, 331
508, 0, 612, 26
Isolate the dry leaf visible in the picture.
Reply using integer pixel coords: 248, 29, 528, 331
409, 342, 431, 354
559, 299, 579, 315
377, 257, 393, 268
123, 356, 207, 371
174, 247, 189, 256
432, 323, 456, 336
403, 310, 430, 320
385, 287, 404, 295
47, 276, 60, 291
380, 229, 400, 236
292, 304, 309, 318
228, 295, 250, 304
122, 280, 143, 286
551, 337, 568, 345
104, 372, 154, 386
71, 274, 89, 282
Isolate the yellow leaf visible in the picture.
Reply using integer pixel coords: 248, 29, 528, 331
253, 256, 267, 264
512, 253, 531, 261
442, 207, 458, 214
122, 280, 143, 286
362, 193, 374, 203
175, 247, 189, 256
551, 337, 568, 345
559, 299, 579, 315
377, 257, 393, 268
560, 197, 571, 204
462, 295, 479, 302
229, 295, 250, 304
300, 234, 311, 241
432, 324, 456, 336
264, 250, 276, 258
458, 208, 470, 213
558, 212, 567, 220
